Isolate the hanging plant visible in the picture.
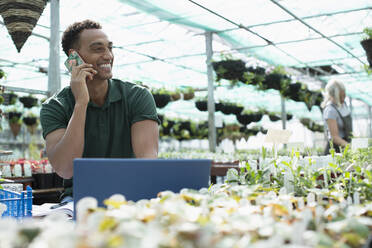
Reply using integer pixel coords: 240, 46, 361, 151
282, 82, 303, 101
245, 66, 265, 86
195, 97, 208, 112
268, 112, 281, 122
182, 87, 195, 100
2, 91, 18, 105
236, 114, 252, 126
19, 95, 38, 108
261, 66, 291, 92
0, 68, 5, 79
301, 89, 322, 111
215, 102, 223, 112
300, 118, 324, 133
360, 27, 372, 68
151, 88, 171, 108
23, 111, 39, 134
170, 89, 181, 101
5, 108, 22, 138
219, 101, 243, 115
0, 0, 48, 52
212, 59, 247, 83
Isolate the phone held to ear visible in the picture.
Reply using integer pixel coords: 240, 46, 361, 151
64, 50, 84, 72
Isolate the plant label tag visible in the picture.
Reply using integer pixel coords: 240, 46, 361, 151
351, 138, 368, 150
215, 115, 223, 128
264, 128, 292, 144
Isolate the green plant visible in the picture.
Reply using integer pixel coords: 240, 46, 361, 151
363, 64, 372, 75
0, 68, 5, 80
362, 27, 372, 40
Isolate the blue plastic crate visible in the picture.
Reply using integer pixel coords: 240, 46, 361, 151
0, 185, 32, 218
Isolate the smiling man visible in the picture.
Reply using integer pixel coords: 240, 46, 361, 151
40, 20, 160, 202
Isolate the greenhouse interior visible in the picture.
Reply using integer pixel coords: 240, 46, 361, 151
0, 0, 371, 247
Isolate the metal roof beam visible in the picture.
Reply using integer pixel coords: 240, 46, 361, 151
186, 0, 332, 82
213, 7, 372, 34
268, 0, 366, 66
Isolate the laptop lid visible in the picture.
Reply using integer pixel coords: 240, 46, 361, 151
73, 158, 211, 206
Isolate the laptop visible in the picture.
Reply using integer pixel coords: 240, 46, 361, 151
73, 158, 211, 207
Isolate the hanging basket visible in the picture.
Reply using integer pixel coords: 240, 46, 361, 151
1, 92, 18, 105
152, 93, 171, 108
212, 60, 247, 82
183, 92, 194, 100
269, 114, 281, 122
6, 111, 22, 120
26, 124, 38, 134
361, 39, 372, 68
9, 122, 21, 137
19, 96, 38, 108
0, 0, 48, 52
171, 93, 181, 101
236, 114, 253, 126
23, 116, 37, 126
195, 100, 207, 111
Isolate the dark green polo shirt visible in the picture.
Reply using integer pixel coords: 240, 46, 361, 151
40, 78, 160, 198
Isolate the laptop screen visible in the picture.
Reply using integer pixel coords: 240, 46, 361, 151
73, 158, 211, 206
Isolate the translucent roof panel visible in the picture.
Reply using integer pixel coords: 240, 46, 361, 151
1, 0, 372, 123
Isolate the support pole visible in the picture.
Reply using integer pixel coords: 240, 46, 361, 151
280, 95, 287, 130
349, 97, 353, 131
48, 0, 60, 97
368, 104, 372, 138
205, 32, 216, 152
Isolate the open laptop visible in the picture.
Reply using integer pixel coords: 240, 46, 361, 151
73, 158, 211, 207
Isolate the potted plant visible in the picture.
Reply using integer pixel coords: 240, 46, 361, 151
5, 108, 22, 137
215, 102, 223, 112
282, 81, 303, 102
0, 68, 5, 79
236, 109, 263, 126
245, 66, 265, 86
1, 91, 18, 105
151, 88, 172, 108
268, 112, 281, 122
182, 87, 195, 100
23, 111, 39, 134
19, 94, 38, 108
212, 57, 247, 84
170, 89, 181, 101
300, 88, 322, 111
195, 97, 208, 112
360, 27, 372, 68
261, 66, 291, 92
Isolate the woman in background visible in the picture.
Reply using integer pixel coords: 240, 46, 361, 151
321, 80, 352, 154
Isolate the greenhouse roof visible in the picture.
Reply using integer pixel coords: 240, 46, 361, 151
0, 0, 371, 123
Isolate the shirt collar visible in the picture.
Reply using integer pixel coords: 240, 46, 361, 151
88, 79, 122, 109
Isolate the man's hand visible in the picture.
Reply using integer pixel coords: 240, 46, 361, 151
70, 62, 97, 105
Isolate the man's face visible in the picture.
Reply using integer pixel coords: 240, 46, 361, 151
76, 29, 114, 80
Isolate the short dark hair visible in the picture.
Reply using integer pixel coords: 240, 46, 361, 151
61, 20, 102, 56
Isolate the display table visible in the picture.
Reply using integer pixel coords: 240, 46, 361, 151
210, 161, 240, 184
32, 187, 64, 205
3, 176, 34, 190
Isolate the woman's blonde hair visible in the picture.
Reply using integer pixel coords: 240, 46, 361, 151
321, 79, 345, 108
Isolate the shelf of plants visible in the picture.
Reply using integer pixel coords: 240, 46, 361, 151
0, 147, 371, 247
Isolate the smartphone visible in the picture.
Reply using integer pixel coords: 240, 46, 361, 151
64, 50, 84, 72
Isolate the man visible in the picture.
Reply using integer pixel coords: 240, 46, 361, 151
40, 20, 159, 202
